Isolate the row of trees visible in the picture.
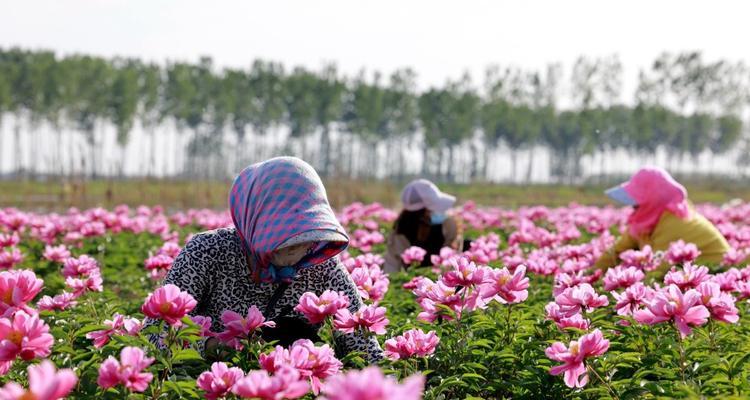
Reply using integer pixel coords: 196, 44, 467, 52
0, 47, 747, 182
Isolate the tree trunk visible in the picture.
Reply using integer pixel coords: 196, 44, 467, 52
396, 137, 406, 181
525, 146, 535, 183
13, 117, 22, 176
148, 127, 156, 178
29, 121, 37, 178
385, 139, 396, 179
482, 145, 491, 181
88, 127, 97, 179
445, 145, 456, 183
348, 133, 356, 178
320, 127, 331, 177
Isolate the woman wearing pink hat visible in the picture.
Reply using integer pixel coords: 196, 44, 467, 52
383, 179, 464, 273
595, 167, 730, 271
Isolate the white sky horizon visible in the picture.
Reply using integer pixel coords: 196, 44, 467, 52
3, 0, 750, 103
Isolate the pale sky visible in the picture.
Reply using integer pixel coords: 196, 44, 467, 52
3, 0, 750, 101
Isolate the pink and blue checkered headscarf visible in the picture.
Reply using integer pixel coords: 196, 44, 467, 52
229, 157, 349, 283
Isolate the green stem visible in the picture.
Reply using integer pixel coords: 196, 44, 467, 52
676, 331, 687, 385
155, 323, 176, 397
328, 317, 337, 347
504, 304, 514, 344
708, 320, 717, 351
87, 297, 100, 320
587, 363, 619, 400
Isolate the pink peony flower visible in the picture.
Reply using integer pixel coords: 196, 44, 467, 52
0, 360, 11, 376
412, 278, 464, 322
633, 284, 710, 337
259, 339, 342, 395
441, 257, 488, 288
463, 239, 500, 264
196, 362, 244, 400
711, 269, 741, 292
736, 280, 750, 299
144, 254, 174, 280
97, 346, 154, 392
555, 313, 591, 330
140, 284, 197, 326
216, 306, 276, 349
619, 245, 660, 271
349, 229, 384, 252
665, 240, 701, 265
430, 247, 459, 270
65, 269, 103, 298
231, 367, 309, 400
384, 328, 439, 360
544, 303, 591, 331
157, 241, 182, 259
553, 271, 602, 297
554, 283, 609, 317
294, 291, 349, 324
0, 234, 20, 249
480, 265, 529, 305
545, 329, 610, 388
663, 263, 710, 290
61, 255, 99, 278
79, 221, 105, 237
342, 253, 385, 273
37, 292, 77, 312
190, 315, 215, 338
722, 247, 749, 266
603, 266, 645, 291
0, 311, 54, 361
0, 270, 44, 317
0, 359, 77, 400
122, 317, 143, 336
42, 245, 70, 263
544, 302, 566, 322
86, 313, 143, 349
62, 232, 83, 247
612, 282, 655, 316
0, 248, 23, 270
349, 265, 389, 303
402, 276, 425, 290
319, 366, 424, 400
400, 246, 427, 265
333, 304, 389, 335
1, 212, 28, 233
695, 281, 739, 324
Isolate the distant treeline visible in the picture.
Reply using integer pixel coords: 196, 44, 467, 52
0, 48, 747, 182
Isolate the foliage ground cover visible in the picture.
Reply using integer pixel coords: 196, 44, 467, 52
2, 178, 750, 211
0, 201, 749, 399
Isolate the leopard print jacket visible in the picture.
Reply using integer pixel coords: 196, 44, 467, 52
146, 227, 383, 363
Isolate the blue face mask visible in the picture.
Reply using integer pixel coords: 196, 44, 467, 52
430, 213, 447, 225
264, 244, 319, 283
264, 264, 297, 283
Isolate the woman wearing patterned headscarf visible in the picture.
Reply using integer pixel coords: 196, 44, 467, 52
149, 157, 382, 362
595, 166, 730, 271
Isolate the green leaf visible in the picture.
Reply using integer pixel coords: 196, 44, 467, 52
174, 348, 203, 362
461, 373, 486, 381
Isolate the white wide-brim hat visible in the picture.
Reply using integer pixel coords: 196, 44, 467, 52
604, 185, 637, 206
401, 179, 456, 214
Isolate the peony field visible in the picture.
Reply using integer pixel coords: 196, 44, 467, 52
1, 200, 750, 399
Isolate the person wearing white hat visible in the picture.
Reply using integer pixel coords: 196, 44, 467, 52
383, 179, 464, 273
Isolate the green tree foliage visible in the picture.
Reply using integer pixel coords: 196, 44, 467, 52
0, 47, 746, 182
